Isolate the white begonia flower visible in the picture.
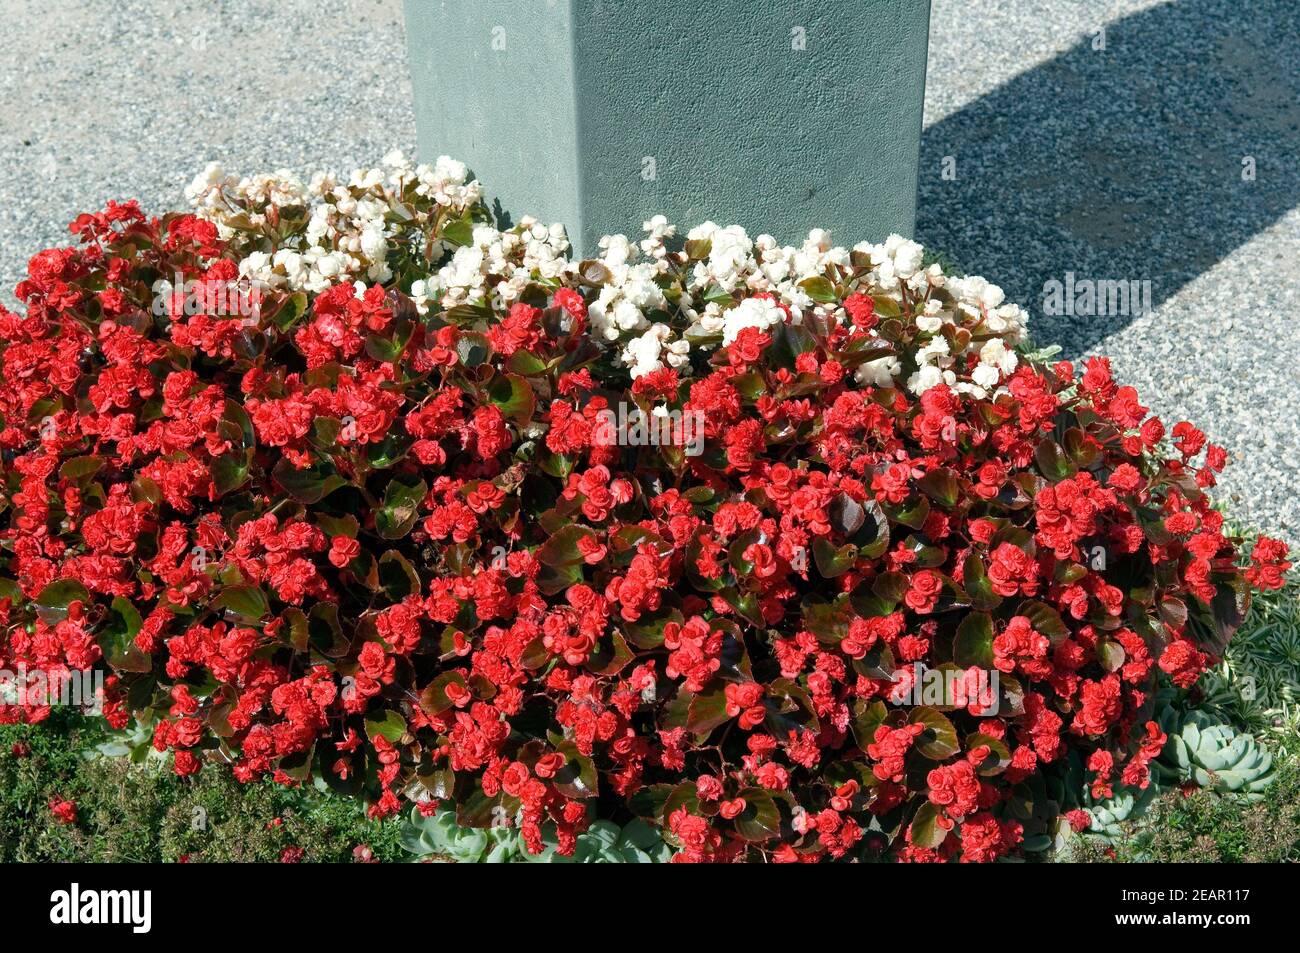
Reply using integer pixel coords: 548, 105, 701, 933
885, 234, 925, 278
185, 161, 234, 210
686, 221, 718, 242
915, 335, 951, 365
315, 254, 342, 279
979, 337, 1019, 376
704, 225, 754, 290
273, 250, 306, 288
986, 303, 1025, 339
642, 215, 675, 240
805, 228, 833, 251
360, 225, 388, 262
621, 323, 675, 378
238, 251, 275, 288
721, 295, 785, 346
687, 302, 727, 338
971, 363, 1002, 391
409, 279, 431, 316
855, 355, 902, 387
349, 167, 385, 192
598, 233, 634, 268
907, 365, 956, 396
664, 336, 690, 369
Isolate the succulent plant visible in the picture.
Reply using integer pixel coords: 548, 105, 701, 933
399, 807, 671, 863
399, 807, 524, 862
1156, 710, 1275, 799
523, 819, 673, 864
1083, 785, 1158, 844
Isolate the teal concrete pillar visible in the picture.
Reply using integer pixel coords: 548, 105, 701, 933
404, 0, 931, 255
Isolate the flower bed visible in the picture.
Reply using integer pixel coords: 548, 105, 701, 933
0, 153, 1290, 861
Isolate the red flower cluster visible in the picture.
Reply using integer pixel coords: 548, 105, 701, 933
0, 201, 1287, 862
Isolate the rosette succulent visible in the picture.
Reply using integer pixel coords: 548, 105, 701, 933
1083, 785, 1157, 844
400, 807, 524, 862
400, 808, 668, 863
1156, 710, 1275, 798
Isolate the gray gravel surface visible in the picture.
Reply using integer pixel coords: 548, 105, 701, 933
2, 0, 1296, 540
919, 0, 1300, 542
0, 0, 415, 302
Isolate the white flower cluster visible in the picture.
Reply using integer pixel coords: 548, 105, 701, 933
184, 154, 1029, 391
184, 151, 482, 295
900, 273, 1027, 399
412, 218, 572, 316
577, 220, 1027, 388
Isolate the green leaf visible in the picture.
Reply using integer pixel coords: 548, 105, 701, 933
909, 801, 948, 848
441, 214, 474, 247
732, 789, 781, 842
99, 596, 152, 673
962, 553, 1002, 610
366, 432, 412, 470
487, 373, 536, 427
35, 579, 90, 624
1063, 428, 1103, 469
364, 708, 407, 743
455, 331, 490, 368
884, 494, 930, 530
918, 468, 960, 508
1096, 638, 1126, 673
1018, 600, 1071, 645
623, 607, 682, 650
537, 524, 595, 567
272, 457, 345, 504
211, 448, 252, 496
308, 602, 349, 657
686, 686, 731, 742
965, 732, 1012, 776
376, 477, 427, 540
829, 493, 867, 536
871, 295, 902, 319
378, 550, 420, 601
548, 737, 599, 799
798, 275, 839, 304
872, 571, 910, 607
851, 700, 888, 750
703, 283, 733, 306
59, 455, 104, 483
909, 706, 959, 760
801, 594, 855, 643
1034, 438, 1077, 482
420, 671, 468, 716
953, 611, 995, 669
812, 537, 857, 578
506, 350, 548, 376
215, 585, 269, 623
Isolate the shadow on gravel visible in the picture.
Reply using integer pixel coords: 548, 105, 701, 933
917, 0, 1300, 356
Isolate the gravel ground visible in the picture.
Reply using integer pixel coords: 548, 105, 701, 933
919, 0, 1300, 542
1, 0, 1296, 540
0, 0, 415, 302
